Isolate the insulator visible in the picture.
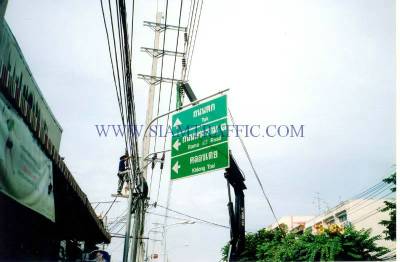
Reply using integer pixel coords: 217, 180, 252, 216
179, 84, 184, 95
184, 32, 188, 43
182, 58, 187, 68
151, 153, 157, 169
160, 153, 165, 170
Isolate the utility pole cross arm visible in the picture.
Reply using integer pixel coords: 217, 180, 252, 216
143, 21, 187, 32
140, 47, 185, 58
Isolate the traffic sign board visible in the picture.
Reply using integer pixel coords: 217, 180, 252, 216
171, 142, 229, 180
171, 95, 229, 180
171, 118, 228, 156
171, 95, 227, 135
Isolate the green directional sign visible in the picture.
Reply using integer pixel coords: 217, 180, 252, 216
171, 95, 229, 180
171, 142, 229, 180
171, 95, 228, 134
171, 118, 228, 156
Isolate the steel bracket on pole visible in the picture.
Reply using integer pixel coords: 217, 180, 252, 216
137, 74, 184, 86
140, 47, 185, 58
143, 21, 186, 32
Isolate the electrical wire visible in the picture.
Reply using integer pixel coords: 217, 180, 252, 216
318, 182, 390, 218
185, 0, 204, 80
157, 0, 185, 204
157, 204, 230, 229
349, 191, 394, 224
345, 185, 393, 215
148, 11, 187, 257
148, 0, 171, 200
228, 109, 281, 228
306, 178, 395, 233
186, 0, 194, 35
108, 210, 128, 232
100, 1, 145, 260
145, 0, 173, 256
146, 211, 192, 222
186, 0, 197, 43
100, 0, 128, 149
110, 210, 201, 224
129, 0, 135, 64
141, 1, 191, 258
104, 196, 118, 218
184, 0, 200, 72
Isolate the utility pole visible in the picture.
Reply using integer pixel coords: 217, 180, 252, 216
135, 13, 186, 262
313, 192, 322, 214
129, 12, 163, 262
162, 182, 172, 262
122, 187, 133, 262
142, 12, 163, 180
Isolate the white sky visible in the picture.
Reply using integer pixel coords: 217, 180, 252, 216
5, 0, 395, 261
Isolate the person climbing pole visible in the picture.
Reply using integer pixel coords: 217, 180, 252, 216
117, 152, 130, 195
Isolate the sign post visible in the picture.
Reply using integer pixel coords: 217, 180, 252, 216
170, 95, 229, 180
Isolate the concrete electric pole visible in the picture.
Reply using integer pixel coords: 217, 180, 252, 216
133, 11, 186, 262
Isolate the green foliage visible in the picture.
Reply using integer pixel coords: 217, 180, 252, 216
379, 172, 396, 241
221, 226, 389, 261
221, 228, 278, 261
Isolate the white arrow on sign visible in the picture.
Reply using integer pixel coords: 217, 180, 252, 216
172, 161, 181, 174
173, 118, 182, 127
173, 139, 181, 151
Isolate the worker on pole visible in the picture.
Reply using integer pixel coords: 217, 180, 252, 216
117, 152, 130, 195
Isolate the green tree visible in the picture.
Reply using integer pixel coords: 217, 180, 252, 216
379, 172, 396, 241
221, 225, 389, 261
221, 227, 279, 262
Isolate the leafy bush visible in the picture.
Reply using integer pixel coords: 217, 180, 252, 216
379, 172, 396, 241
222, 225, 389, 261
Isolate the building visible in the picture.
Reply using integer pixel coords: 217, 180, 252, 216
267, 198, 396, 255
304, 199, 396, 252
266, 216, 314, 232
0, 1, 110, 260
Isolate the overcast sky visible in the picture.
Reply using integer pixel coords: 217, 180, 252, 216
5, 0, 395, 261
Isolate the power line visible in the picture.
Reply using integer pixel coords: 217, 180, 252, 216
352, 181, 386, 200
100, 0, 128, 149
108, 208, 128, 222
129, 0, 135, 64
100, 1, 144, 260
146, 211, 192, 222
228, 109, 281, 228
157, 0, 185, 204
104, 196, 118, 218
148, 0, 171, 201
185, 0, 204, 80
351, 199, 389, 224
305, 178, 394, 231
141, 2, 189, 259
321, 181, 390, 218
156, 204, 230, 229
347, 187, 393, 218
186, 0, 197, 44
186, 0, 194, 34
110, 210, 200, 224
184, 0, 200, 73
145, 1, 172, 257
146, 3, 187, 259
108, 209, 129, 232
